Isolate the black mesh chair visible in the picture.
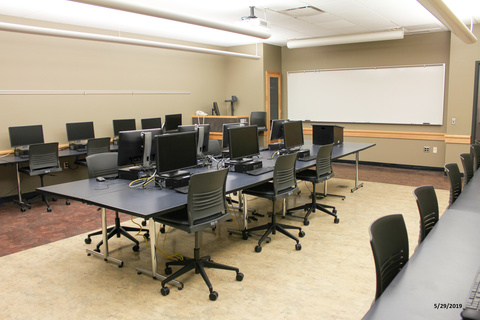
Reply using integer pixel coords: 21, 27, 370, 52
75, 137, 111, 166
250, 111, 267, 146
460, 153, 474, 187
471, 144, 480, 172
242, 153, 305, 252
154, 169, 243, 301
85, 152, 148, 252
369, 214, 409, 300
287, 144, 340, 225
444, 163, 462, 206
413, 186, 439, 244
18, 142, 62, 212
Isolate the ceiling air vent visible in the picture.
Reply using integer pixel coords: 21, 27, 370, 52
280, 6, 325, 18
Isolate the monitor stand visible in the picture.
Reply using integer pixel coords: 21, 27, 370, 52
159, 170, 191, 179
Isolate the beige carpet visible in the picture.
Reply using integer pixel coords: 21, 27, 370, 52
0, 178, 449, 320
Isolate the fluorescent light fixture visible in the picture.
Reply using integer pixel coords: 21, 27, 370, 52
0, 22, 261, 60
287, 29, 405, 49
417, 0, 477, 44
69, 0, 271, 40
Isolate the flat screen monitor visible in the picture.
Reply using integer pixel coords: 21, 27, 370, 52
270, 119, 288, 141
113, 119, 136, 137
156, 131, 197, 178
164, 114, 182, 131
117, 128, 162, 168
178, 124, 210, 154
9, 125, 44, 148
66, 121, 95, 142
141, 117, 162, 130
228, 125, 259, 161
283, 120, 304, 150
221, 122, 242, 149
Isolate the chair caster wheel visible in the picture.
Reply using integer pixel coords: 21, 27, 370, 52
236, 272, 244, 281
333, 209, 338, 214
165, 267, 172, 275
303, 220, 310, 226
47, 207, 52, 212
254, 245, 262, 253
142, 220, 147, 226
209, 291, 218, 301
295, 243, 302, 251
299, 231, 305, 237
85, 238, 92, 244
144, 232, 150, 239
132, 245, 139, 252
160, 287, 170, 296
160, 226, 166, 234
334, 217, 340, 224
242, 232, 249, 240
20, 207, 26, 212
66, 200, 71, 205
118, 261, 123, 268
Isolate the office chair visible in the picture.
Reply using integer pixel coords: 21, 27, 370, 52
242, 153, 305, 252
460, 153, 474, 188
471, 144, 480, 172
250, 111, 267, 147
287, 144, 340, 225
413, 186, 439, 245
75, 137, 111, 167
369, 214, 409, 300
18, 142, 63, 212
84, 152, 149, 252
444, 163, 462, 206
154, 169, 243, 301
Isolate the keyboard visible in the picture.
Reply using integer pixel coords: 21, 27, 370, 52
461, 268, 480, 320
298, 155, 316, 162
174, 186, 189, 194
246, 166, 274, 176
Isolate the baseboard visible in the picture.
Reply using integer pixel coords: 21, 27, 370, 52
333, 159, 445, 172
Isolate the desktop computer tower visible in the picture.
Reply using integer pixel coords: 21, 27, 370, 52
312, 124, 344, 145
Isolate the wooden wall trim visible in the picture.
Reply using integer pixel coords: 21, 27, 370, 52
444, 134, 471, 144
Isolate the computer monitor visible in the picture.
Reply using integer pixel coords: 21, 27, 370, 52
164, 114, 182, 131
270, 119, 288, 141
221, 122, 242, 149
228, 125, 259, 161
9, 125, 44, 148
283, 120, 304, 151
212, 102, 220, 116
66, 121, 95, 142
156, 131, 198, 178
117, 128, 163, 168
141, 117, 162, 130
178, 124, 210, 154
113, 119, 136, 137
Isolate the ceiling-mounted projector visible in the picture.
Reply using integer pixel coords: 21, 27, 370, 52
237, 6, 270, 29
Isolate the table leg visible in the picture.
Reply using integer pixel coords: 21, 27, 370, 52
136, 218, 183, 289
351, 152, 364, 193
86, 208, 123, 267
13, 163, 30, 212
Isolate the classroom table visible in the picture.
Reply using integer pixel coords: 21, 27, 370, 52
362, 170, 480, 320
38, 142, 374, 288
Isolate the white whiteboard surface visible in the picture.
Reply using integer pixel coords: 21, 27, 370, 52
287, 64, 445, 125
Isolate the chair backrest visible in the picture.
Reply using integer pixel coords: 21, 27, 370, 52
315, 144, 334, 181
460, 153, 474, 187
471, 144, 480, 172
250, 111, 267, 128
444, 163, 462, 205
86, 152, 118, 178
413, 185, 439, 244
86, 137, 111, 156
187, 168, 228, 230
273, 153, 298, 195
28, 142, 60, 172
369, 214, 409, 300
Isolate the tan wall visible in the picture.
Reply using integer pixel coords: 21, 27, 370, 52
281, 30, 480, 169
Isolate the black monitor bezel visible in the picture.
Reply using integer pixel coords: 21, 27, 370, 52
8, 125, 44, 148
178, 124, 210, 153
228, 125, 259, 161
283, 120, 304, 150
221, 122, 242, 149
117, 128, 163, 167
270, 119, 288, 141
113, 119, 136, 137
141, 117, 162, 130
155, 131, 198, 176
66, 121, 95, 142
164, 114, 182, 132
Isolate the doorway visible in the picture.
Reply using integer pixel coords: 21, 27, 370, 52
266, 71, 281, 145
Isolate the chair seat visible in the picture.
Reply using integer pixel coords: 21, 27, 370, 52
155, 208, 230, 233
19, 166, 63, 176
296, 169, 334, 183
243, 181, 298, 200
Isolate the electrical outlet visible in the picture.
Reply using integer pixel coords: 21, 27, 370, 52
64, 161, 69, 169
424, 146, 430, 153
433, 147, 437, 154
452, 118, 456, 125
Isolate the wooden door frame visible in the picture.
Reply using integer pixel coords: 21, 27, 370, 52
266, 71, 282, 144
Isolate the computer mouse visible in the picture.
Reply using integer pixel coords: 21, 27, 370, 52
96, 176, 105, 182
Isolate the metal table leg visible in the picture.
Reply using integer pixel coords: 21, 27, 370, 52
136, 218, 183, 289
351, 152, 364, 193
86, 207, 123, 267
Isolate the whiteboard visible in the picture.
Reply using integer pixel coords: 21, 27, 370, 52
287, 64, 445, 125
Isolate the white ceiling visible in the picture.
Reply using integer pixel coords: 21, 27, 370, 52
0, 0, 479, 47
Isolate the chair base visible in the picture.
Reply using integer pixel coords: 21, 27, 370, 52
160, 247, 243, 301
22, 192, 53, 212
85, 212, 149, 252
287, 201, 339, 225
242, 208, 304, 252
